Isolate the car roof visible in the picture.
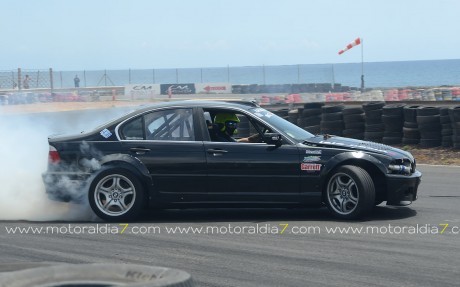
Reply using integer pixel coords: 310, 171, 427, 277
133, 100, 257, 114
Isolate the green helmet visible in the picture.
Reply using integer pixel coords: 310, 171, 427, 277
214, 113, 240, 132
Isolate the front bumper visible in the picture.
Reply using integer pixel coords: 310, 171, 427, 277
42, 171, 92, 202
385, 170, 422, 205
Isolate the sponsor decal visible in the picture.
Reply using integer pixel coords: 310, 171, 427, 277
252, 108, 274, 118
305, 149, 322, 155
301, 163, 322, 171
303, 156, 321, 162
100, 129, 112, 138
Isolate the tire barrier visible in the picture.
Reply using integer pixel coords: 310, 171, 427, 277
382, 104, 405, 145
363, 102, 385, 143
320, 104, 344, 136
299, 102, 324, 134
343, 106, 365, 139
402, 105, 420, 145
441, 107, 452, 147
417, 106, 442, 148
450, 106, 460, 148
0, 263, 193, 287
272, 103, 460, 149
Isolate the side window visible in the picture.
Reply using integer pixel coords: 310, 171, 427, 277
145, 108, 195, 141
205, 109, 271, 143
120, 117, 144, 140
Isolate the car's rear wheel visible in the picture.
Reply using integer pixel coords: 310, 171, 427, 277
89, 168, 144, 222
325, 165, 375, 219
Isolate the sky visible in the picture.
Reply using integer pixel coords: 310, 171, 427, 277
1, 0, 460, 70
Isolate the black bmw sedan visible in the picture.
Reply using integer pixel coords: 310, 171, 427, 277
42, 100, 421, 221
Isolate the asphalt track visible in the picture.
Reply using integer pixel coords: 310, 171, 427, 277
0, 109, 459, 286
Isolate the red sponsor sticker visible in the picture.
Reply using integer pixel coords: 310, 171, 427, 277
301, 163, 321, 171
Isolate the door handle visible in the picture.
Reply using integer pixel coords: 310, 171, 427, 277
207, 149, 228, 154
130, 147, 151, 154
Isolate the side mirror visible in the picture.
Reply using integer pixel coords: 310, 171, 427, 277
263, 133, 282, 146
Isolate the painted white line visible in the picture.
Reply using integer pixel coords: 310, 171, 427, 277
417, 164, 460, 168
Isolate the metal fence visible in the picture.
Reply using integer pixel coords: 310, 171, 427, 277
0, 65, 336, 91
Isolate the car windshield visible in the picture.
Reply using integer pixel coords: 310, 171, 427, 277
249, 107, 314, 142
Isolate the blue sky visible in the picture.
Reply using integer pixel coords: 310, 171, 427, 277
1, 0, 459, 70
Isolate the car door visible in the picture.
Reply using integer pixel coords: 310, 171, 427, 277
119, 107, 207, 201
203, 109, 301, 203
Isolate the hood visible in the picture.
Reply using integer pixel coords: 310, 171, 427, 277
304, 135, 414, 160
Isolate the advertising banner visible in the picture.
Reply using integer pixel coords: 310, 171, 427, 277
125, 84, 161, 99
160, 84, 196, 95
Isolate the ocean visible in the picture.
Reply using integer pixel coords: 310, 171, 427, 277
9, 59, 460, 90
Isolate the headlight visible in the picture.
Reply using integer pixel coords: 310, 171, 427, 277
388, 159, 412, 175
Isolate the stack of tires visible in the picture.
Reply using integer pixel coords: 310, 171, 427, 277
299, 103, 324, 134
363, 102, 385, 143
287, 108, 299, 125
382, 104, 405, 145
450, 106, 460, 149
417, 106, 441, 148
320, 105, 344, 136
441, 107, 452, 147
402, 105, 420, 145
342, 106, 365, 140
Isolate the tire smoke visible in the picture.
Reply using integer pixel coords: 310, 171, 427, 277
0, 107, 131, 221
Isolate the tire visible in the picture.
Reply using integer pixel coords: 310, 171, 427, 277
345, 122, 365, 129
322, 105, 344, 113
403, 105, 420, 122
325, 165, 375, 219
404, 122, 418, 129
0, 264, 192, 287
322, 112, 343, 121
417, 106, 440, 116
416, 115, 440, 125
302, 108, 322, 117
365, 123, 385, 132
365, 109, 383, 119
382, 137, 402, 145
304, 102, 324, 109
363, 102, 385, 112
402, 138, 420, 145
89, 168, 145, 222
343, 107, 364, 115
344, 114, 365, 122
382, 103, 405, 116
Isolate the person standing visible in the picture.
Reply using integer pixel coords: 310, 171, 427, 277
23, 75, 31, 89
74, 75, 80, 88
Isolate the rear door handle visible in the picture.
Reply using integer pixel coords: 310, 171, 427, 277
130, 147, 151, 154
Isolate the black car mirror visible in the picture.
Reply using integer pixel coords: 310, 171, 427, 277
263, 133, 282, 146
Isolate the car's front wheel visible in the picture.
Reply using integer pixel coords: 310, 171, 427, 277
89, 168, 145, 222
325, 165, 375, 219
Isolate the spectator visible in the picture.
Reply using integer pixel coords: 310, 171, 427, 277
23, 75, 31, 89
74, 75, 80, 88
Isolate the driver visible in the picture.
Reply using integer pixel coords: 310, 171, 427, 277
212, 113, 260, 143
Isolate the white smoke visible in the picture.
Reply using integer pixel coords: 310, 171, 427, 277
0, 107, 132, 221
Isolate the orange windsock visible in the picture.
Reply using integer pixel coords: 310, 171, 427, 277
338, 38, 361, 55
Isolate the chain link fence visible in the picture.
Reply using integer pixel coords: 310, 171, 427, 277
0, 64, 336, 91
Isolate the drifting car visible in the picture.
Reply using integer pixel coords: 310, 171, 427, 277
42, 101, 421, 221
